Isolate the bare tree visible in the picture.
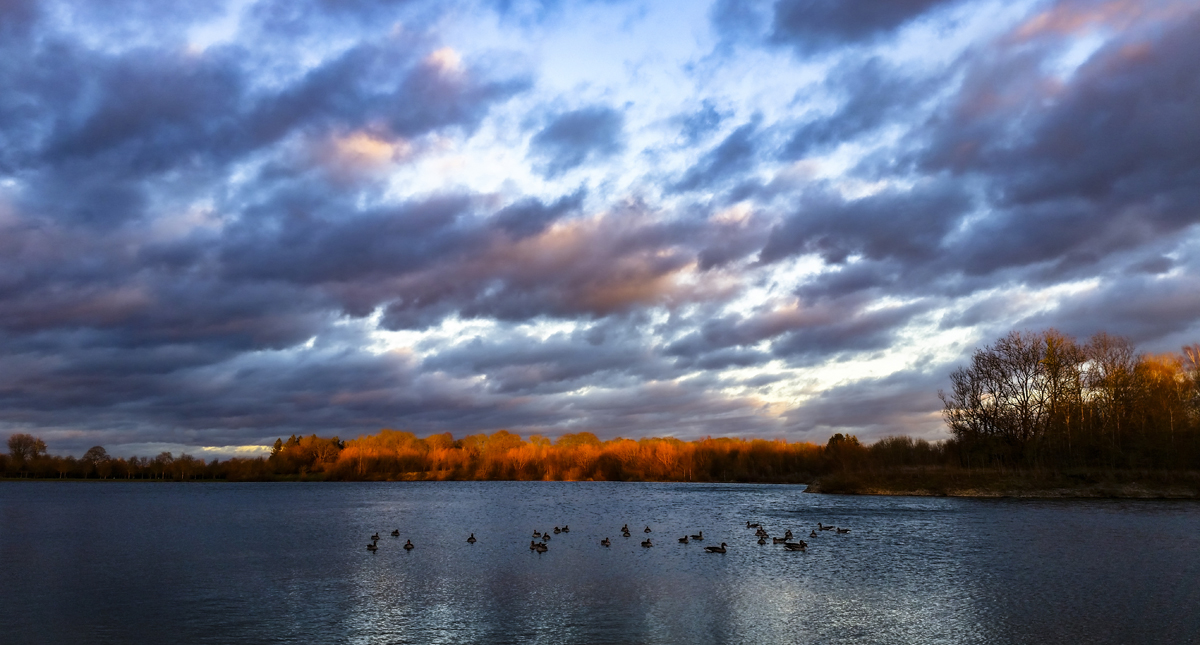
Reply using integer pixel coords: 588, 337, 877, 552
940, 330, 1050, 465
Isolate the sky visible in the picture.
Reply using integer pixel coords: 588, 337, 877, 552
2, 0, 1199, 458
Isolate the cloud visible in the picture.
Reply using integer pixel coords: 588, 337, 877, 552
780, 56, 936, 158
672, 119, 761, 193
769, 0, 960, 54
676, 99, 725, 144
528, 105, 625, 177
759, 179, 972, 266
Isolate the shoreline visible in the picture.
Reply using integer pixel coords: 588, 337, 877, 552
804, 469, 1200, 499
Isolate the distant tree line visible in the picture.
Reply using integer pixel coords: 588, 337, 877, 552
940, 329, 1200, 469
2, 434, 221, 480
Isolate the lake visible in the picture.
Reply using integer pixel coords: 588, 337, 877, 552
1, 481, 1197, 644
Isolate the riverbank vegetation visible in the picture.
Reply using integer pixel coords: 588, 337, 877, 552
3, 329, 1198, 496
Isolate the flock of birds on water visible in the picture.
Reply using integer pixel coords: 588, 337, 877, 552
365, 521, 851, 554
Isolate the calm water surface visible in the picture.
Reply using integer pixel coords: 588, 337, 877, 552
1, 481, 1198, 644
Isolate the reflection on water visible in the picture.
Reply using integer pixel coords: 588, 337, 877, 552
2, 481, 1198, 644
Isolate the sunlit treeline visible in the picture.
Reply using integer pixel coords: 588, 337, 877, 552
273, 430, 831, 482
941, 330, 1200, 469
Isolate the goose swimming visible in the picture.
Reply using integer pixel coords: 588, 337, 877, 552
690, 531, 703, 540
600, 538, 611, 547
391, 529, 400, 537
783, 541, 807, 551
403, 540, 414, 550
641, 539, 653, 547
679, 536, 689, 544
467, 533, 476, 543
366, 543, 378, 551
704, 543, 727, 553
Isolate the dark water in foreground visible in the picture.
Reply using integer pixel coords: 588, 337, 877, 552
1, 482, 1198, 644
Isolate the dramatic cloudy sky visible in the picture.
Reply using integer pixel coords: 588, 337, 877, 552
2, 0, 1199, 457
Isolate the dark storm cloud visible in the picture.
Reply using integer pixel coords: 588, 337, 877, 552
770, 0, 958, 54
672, 119, 760, 193
663, 294, 929, 368
676, 99, 725, 144
781, 57, 935, 158
528, 105, 625, 177
0, 0, 38, 35
376, 209, 701, 328
759, 179, 972, 265
491, 190, 585, 239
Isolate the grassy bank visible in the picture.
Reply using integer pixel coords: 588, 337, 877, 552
805, 467, 1200, 498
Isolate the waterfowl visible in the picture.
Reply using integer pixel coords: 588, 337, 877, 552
704, 543, 728, 553
621, 524, 629, 532
554, 527, 561, 534
679, 536, 689, 544
371, 533, 380, 541
836, 528, 850, 534
601, 538, 611, 547
543, 532, 551, 540
783, 541, 807, 551
746, 521, 760, 528
810, 530, 818, 538
819, 523, 834, 531
757, 536, 766, 545
690, 531, 703, 540
773, 537, 789, 544
641, 539, 653, 548
467, 533, 476, 543
533, 530, 541, 538
404, 540, 414, 550
622, 530, 631, 538
756, 529, 769, 538
644, 526, 652, 533
784, 530, 793, 539
531, 540, 539, 550
391, 529, 400, 537
367, 543, 378, 551
535, 543, 548, 553
561, 525, 570, 533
